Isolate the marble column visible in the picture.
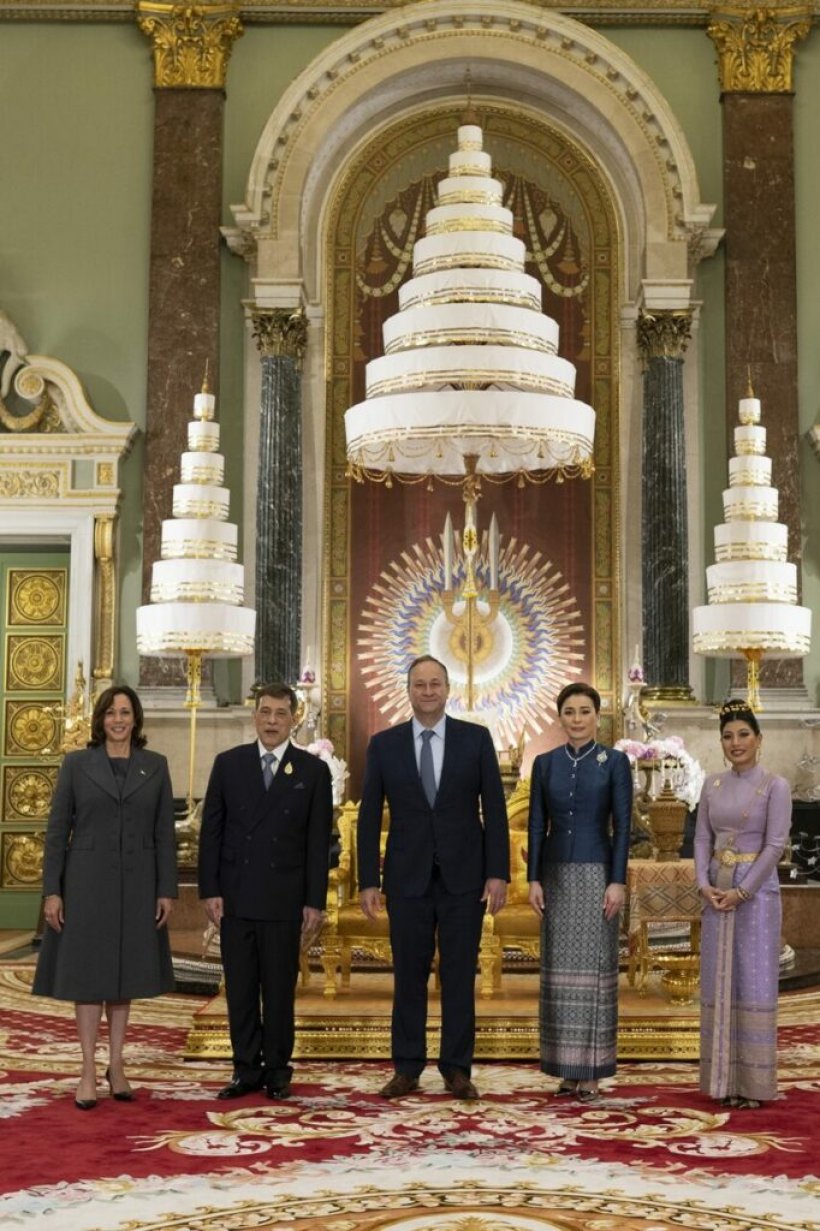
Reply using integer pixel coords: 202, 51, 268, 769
637, 310, 694, 702
250, 309, 308, 688
136, 3, 243, 688
707, 6, 811, 692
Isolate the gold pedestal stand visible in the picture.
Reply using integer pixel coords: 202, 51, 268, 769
174, 649, 204, 871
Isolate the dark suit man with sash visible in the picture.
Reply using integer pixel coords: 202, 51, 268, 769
358, 655, 509, 1100
199, 684, 332, 1100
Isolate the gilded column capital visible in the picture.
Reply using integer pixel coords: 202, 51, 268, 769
707, 6, 811, 93
251, 308, 308, 367
136, 3, 243, 89
636, 309, 693, 365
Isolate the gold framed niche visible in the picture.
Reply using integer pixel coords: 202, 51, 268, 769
324, 105, 621, 791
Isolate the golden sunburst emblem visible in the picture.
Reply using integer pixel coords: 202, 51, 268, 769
357, 536, 584, 745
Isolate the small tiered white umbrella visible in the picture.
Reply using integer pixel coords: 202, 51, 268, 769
693, 383, 811, 707
137, 373, 255, 814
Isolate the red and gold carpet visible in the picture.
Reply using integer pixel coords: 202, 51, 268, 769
1, 964, 818, 1230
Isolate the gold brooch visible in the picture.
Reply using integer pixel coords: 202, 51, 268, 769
284, 762, 293, 775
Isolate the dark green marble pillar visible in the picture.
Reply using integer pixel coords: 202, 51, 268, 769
251, 309, 308, 688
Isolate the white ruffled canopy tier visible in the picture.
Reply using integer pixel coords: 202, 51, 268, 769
346, 389, 595, 476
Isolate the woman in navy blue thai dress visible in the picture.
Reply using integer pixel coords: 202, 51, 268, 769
527, 683, 632, 1100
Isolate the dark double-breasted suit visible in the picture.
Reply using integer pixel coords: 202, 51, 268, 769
357, 716, 509, 1077
198, 741, 332, 1084
33, 745, 178, 1003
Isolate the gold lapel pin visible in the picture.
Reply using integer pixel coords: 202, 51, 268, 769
284, 762, 293, 775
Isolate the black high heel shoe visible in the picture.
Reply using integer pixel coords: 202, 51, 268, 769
105, 1067, 135, 1102
74, 1096, 97, 1110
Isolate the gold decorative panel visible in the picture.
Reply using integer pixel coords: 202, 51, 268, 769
6, 635, 64, 691
2, 765, 58, 823
1, 830, 45, 889
4, 700, 59, 757
7, 569, 67, 626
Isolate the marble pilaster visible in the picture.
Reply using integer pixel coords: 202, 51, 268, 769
637, 309, 694, 702
708, 5, 811, 693
136, 3, 242, 689
251, 308, 308, 688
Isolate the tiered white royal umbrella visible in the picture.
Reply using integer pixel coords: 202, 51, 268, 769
345, 119, 595, 485
344, 118, 596, 708
137, 375, 255, 813
693, 384, 811, 707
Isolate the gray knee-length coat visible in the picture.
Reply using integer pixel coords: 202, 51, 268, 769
33, 744, 178, 1002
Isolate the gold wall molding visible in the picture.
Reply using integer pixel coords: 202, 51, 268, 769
250, 307, 308, 365
0, 468, 61, 498
707, 6, 813, 92
137, 2, 243, 88
636, 309, 693, 364
93, 515, 115, 686
3, 0, 819, 27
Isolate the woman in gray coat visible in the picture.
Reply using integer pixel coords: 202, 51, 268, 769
33, 684, 178, 1108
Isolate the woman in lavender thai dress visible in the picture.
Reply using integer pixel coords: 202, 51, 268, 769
694, 701, 791, 1109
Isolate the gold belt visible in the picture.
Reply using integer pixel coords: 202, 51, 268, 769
716, 850, 758, 866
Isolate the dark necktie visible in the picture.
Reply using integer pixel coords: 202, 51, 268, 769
420, 729, 437, 808
262, 752, 276, 790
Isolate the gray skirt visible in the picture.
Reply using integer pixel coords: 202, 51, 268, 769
538, 862, 619, 1080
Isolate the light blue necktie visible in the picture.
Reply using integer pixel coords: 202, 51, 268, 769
419, 729, 437, 808
262, 752, 276, 791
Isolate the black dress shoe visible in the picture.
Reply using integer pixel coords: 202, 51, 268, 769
74, 1097, 97, 1110
217, 1077, 263, 1100
443, 1071, 479, 1100
265, 1081, 291, 1099
379, 1072, 420, 1099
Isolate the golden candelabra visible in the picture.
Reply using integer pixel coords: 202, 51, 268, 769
440, 455, 500, 711
44, 661, 95, 754
742, 647, 763, 711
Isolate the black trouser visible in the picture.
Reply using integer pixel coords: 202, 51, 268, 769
387, 872, 485, 1078
220, 915, 301, 1085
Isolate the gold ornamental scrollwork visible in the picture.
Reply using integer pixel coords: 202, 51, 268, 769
636, 309, 693, 367
137, 2, 244, 90
0, 469, 61, 499
4, 766, 58, 822
707, 6, 812, 93
5, 702, 59, 757
7, 636, 63, 691
250, 308, 309, 369
1, 831, 45, 889
8, 570, 66, 626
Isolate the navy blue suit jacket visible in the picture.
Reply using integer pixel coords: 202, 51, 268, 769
357, 716, 509, 898
198, 741, 333, 921
526, 742, 632, 884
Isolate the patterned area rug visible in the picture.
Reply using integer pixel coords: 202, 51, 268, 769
1, 965, 819, 1230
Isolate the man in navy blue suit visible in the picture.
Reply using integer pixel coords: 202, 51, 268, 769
199, 684, 333, 1101
357, 655, 509, 1100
